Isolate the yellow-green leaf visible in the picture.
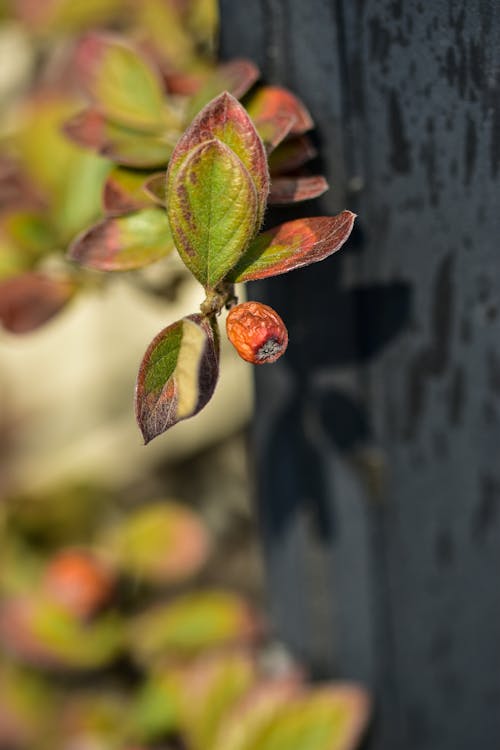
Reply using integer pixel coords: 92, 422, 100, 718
167, 139, 258, 287
129, 590, 258, 664
68, 207, 175, 271
75, 33, 167, 132
102, 501, 211, 584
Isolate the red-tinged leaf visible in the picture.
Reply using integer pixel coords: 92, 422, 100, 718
74, 33, 166, 132
103, 167, 156, 214
164, 69, 208, 96
143, 173, 165, 205
247, 86, 313, 136
178, 652, 257, 750
63, 108, 173, 168
268, 175, 329, 205
135, 314, 219, 443
129, 591, 259, 663
228, 212, 356, 283
0, 597, 122, 670
186, 59, 260, 120
0, 273, 76, 334
214, 677, 305, 750
255, 115, 295, 153
237, 683, 371, 750
269, 135, 318, 175
168, 92, 268, 226
102, 501, 211, 584
0, 158, 45, 215
68, 207, 174, 271
167, 139, 258, 288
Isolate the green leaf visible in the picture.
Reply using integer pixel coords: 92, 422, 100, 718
68, 207, 175, 271
229, 212, 356, 283
0, 272, 76, 334
167, 139, 258, 287
2, 211, 56, 258
64, 108, 173, 168
268, 175, 329, 205
212, 678, 304, 750
75, 33, 167, 132
102, 501, 211, 584
135, 314, 220, 443
0, 597, 122, 670
103, 166, 157, 214
178, 652, 257, 750
129, 590, 258, 663
131, 670, 184, 741
186, 59, 259, 121
242, 685, 371, 750
168, 92, 269, 226
246, 86, 314, 136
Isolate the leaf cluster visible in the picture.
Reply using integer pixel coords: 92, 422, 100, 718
0, 485, 371, 750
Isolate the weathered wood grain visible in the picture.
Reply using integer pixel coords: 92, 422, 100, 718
220, 1, 500, 748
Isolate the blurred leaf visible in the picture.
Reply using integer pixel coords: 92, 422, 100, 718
269, 135, 318, 175
130, 669, 184, 741
1, 211, 55, 258
74, 33, 168, 132
178, 651, 257, 750
241, 685, 371, 750
0, 665, 56, 748
213, 677, 304, 750
0, 235, 31, 280
229, 212, 355, 283
64, 107, 174, 168
246, 86, 313, 136
268, 175, 328, 205
69, 207, 174, 271
103, 501, 211, 584
14, 0, 124, 32
255, 115, 295, 153
187, 59, 259, 120
186, 0, 219, 55
168, 92, 268, 226
0, 272, 76, 334
136, 0, 200, 73
53, 150, 110, 243
167, 139, 258, 287
142, 172, 166, 205
103, 166, 156, 214
0, 156, 45, 215
129, 590, 258, 663
14, 95, 85, 204
135, 314, 220, 443
0, 597, 123, 670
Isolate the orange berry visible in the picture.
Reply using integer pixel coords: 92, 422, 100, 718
43, 549, 114, 619
226, 301, 288, 364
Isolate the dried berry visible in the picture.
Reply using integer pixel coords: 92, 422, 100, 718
226, 301, 288, 364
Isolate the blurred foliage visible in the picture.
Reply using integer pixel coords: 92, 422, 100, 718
0, 2, 370, 747
1, 478, 371, 750
0, 0, 326, 334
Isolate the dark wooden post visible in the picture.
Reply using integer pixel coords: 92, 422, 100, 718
219, 2, 500, 749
